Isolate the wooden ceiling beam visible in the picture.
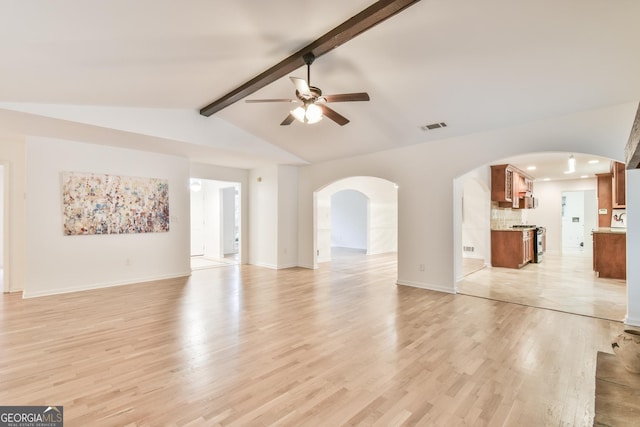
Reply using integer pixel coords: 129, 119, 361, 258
625, 102, 640, 169
199, 0, 422, 117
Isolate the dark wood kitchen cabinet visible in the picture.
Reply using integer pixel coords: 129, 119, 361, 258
593, 230, 626, 279
491, 164, 516, 208
491, 164, 535, 209
596, 172, 613, 227
612, 161, 626, 208
491, 229, 534, 269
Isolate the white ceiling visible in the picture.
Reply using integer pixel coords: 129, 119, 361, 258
500, 152, 612, 182
1, 0, 639, 169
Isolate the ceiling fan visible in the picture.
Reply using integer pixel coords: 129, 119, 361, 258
245, 53, 370, 126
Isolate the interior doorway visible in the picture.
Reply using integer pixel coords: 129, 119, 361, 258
190, 178, 241, 270
561, 190, 597, 253
314, 176, 398, 267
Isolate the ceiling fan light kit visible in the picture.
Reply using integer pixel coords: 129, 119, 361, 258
247, 52, 370, 126
292, 103, 323, 124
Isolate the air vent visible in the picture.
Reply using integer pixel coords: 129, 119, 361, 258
421, 122, 448, 131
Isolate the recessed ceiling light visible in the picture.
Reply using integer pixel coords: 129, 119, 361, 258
543, 178, 551, 181
581, 175, 589, 178
527, 166, 536, 171
588, 159, 600, 164
563, 170, 574, 175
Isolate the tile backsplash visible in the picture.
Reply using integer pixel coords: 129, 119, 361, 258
490, 202, 529, 229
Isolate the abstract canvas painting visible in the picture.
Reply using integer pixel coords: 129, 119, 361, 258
62, 172, 170, 235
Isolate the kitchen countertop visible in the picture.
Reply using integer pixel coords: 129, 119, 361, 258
491, 227, 537, 231
592, 227, 627, 234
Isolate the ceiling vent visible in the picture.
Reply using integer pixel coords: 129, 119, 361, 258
421, 122, 447, 131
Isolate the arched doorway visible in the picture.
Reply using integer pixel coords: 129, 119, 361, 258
314, 176, 398, 268
454, 151, 626, 321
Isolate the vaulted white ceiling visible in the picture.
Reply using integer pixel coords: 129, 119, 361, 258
1, 0, 639, 169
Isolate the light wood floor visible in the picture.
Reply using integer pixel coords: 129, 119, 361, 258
458, 252, 627, 322
0, 252, 626, 426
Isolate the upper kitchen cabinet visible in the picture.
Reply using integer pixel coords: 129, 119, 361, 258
491, 164, 535, 209
612, 161, 626, 208
491, 164, 516, 207
596, 172, 613, 227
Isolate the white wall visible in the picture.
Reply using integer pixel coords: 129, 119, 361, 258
248, 164, 298, 269
0, 165, 4, 269
331, 190, 368, 251
249, 165, 278, 268
527, 178, 597, 253
24, 137, 191, 297
626, 168, 640, 326
460, 168, 491, 263
277, 165, 299, 269
297, 103, 635, 294
0, 139, 26, 292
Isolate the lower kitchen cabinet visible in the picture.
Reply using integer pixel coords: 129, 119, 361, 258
593, 230, 626, 279
491, 229, 534, 269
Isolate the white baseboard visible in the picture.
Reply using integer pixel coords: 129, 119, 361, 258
276, 263, 298, 270
624, 316, 640, 327
22, 271, 192, 298
396, 279, 455, 294
297, 263, 316, 269
252, 262, 278, 270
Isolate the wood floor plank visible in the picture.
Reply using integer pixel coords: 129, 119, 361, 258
0, 251, 627, 426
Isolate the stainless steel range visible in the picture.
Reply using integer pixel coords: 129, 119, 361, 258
533, 226, 545, 263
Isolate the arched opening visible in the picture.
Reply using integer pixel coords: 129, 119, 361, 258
314, 176, 398, 270
455, 151, 626, 321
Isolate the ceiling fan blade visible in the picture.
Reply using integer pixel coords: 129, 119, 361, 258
323, 92, 370, 103
320, 105, 350, 126
280, 114, 296, 126
245, 98, 297, 103
290, 77, 311, 96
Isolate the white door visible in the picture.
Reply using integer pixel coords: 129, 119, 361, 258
562, 191, 585, 251
221, 187, 237, 255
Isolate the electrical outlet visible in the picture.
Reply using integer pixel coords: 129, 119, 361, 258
419, 263, 425, 271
